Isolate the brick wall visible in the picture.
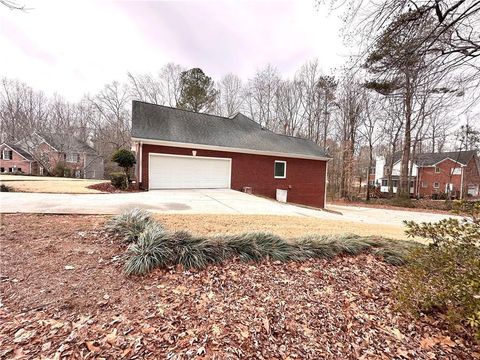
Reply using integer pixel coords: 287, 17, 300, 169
140, 144, 327, 208
0, 145, 33, 174
417, 158, 464, 197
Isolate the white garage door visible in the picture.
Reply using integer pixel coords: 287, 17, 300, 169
149, 154, 231, 189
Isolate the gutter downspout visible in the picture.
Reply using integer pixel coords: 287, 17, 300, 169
460, 165, 465, 199
138, 142, 143, 184
324, 161, 328, 209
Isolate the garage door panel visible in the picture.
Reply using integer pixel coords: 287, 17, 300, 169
149, 154, 231, 189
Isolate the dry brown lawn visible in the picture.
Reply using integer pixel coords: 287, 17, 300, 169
0, 175, 105, 193
156, 214, 411, 240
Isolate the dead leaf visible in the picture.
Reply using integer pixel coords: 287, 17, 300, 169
263, 317, 270, 334
105, 330, 117, 345
391, 327, 405, 341
85, 341, 101, 352
13, 329, 35, 344
420, 336, 438, 349
212, 324, 222, 335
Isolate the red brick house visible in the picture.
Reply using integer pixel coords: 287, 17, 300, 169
131, 101, 330, 208
1, 133, 104, 179
374, 150, 480, 198
0, 143, 37, 174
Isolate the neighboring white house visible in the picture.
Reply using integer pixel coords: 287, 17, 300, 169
375, 156, 417, 194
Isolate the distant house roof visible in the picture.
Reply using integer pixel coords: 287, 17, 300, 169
131, 101, 329, 160
392, 150, 477, 166
39, 133, 97, 154
16, 132, 97, 155
1, 143, 34, 161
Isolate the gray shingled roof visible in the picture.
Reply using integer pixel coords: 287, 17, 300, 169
3, 143, 34, 160
39, 133, 97, 154
392, 150, 477, 166
131, 101, 328, 159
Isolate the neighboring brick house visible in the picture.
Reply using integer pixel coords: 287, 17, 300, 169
0, 133, 104, 179
131, 101, 330, 208
0, 143, 37, 174
374, 150, 480, 198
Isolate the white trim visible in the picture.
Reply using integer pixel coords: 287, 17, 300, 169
274, 160, 287, 179
324, 161, 328, 207
148, 152, 232, 190
431, 157, 466, 166
0, 143, 32, 161
31, 132, 60, 152
133, 137, 330, 161
139, 141, 143, 183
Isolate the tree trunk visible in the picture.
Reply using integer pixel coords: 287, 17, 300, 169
399, 73, 412, 197
366, 143, 373, 201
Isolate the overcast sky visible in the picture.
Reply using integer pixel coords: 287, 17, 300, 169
0, 0, 348, 100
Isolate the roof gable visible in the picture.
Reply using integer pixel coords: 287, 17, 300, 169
391, 150, 477, 167
16, 132, 97, 155
131, 101, 328, 160
1, 143, 34, 161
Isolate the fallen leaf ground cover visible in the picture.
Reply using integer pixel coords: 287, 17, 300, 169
1, 214, 478, 359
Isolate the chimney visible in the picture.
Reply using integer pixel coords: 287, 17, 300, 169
375, 156, 385, 184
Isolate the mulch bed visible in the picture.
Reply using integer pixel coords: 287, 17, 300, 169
1, 214, 478, 359
87, 182, 142, 193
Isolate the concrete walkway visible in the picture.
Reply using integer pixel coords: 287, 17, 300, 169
0, 189, 459, 227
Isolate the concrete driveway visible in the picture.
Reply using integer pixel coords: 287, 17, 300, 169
0, 189, 458, 227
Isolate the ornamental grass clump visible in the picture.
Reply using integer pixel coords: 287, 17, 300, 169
106, 208, 158, 243
172, 231, 223, 269
124, 222, 173, 275
224, 232, 293, 262
111, 209, 419, 277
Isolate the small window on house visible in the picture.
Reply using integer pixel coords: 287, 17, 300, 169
435, 166, 440, 173
274, 161, 286, 179
2, 149, 13, 160
8, 167, 13, 172
66, 153, 80, 163
410, 180, 414, 187
17, 168, 21, 173
393, 180, 398, 188
433, 182, 439, 188
421, 181, 427, 188
381, 179, 388, 187
0, 167, 4, 173
451, 167, 461, 175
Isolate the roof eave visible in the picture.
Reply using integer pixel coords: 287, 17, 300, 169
132, 137, 331, 161
0, 143, 34, 161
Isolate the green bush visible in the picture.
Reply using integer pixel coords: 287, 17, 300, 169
54, 162, 71, 177
0, 184, 13, 192
110, 172, 128, 190
111, 148, 136, 188
397, 200, 480, 339
106, 208, 157, 243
